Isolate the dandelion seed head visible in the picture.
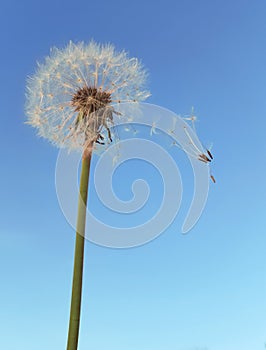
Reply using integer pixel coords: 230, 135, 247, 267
25, 41, 150, 151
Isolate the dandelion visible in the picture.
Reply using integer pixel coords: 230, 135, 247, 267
25, 41, 150, 350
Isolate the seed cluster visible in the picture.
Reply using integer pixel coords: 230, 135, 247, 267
71, 86, 112, 116
25, 41, 150, 151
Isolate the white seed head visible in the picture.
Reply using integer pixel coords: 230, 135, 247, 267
25, 41, 150, 151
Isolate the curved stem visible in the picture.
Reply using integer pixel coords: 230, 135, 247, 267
66, 150, 92, 350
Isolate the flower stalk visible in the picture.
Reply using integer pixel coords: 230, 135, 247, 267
66, 148, 92, 350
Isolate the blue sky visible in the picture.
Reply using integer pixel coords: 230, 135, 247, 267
1, 0, 266, 349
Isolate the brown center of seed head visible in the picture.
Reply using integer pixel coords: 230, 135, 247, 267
71, 86, 112, 116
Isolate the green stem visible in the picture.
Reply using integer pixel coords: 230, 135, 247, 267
66, 151, 92, 350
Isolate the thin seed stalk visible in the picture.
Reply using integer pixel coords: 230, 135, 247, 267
66, 149, 92, 350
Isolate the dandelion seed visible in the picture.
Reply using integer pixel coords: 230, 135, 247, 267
210, 175, 216, 183
206, 149, 213, 160
183, 125, 203, 156
150, 121, 159, 135
167, 116, 178, 136
112, 153, 121, 166
180, 123, 216, 184
183, 106, 198, 131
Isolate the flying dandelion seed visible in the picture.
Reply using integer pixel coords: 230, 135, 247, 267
183, 106, 198, 131
25, 41, 150, 350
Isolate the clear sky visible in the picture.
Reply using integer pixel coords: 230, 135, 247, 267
1, 0, 266, 349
